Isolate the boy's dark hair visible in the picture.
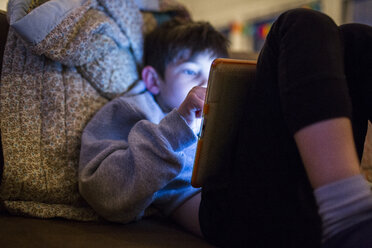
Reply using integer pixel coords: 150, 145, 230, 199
144, 18, 229, 79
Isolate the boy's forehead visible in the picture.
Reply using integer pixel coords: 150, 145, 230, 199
172, 49, 215, 65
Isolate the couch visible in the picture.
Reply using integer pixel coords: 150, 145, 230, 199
0, 7, 216, 248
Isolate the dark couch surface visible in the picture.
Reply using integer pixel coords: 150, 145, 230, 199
0, 212, 214, 248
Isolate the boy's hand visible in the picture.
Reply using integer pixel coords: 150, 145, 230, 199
178, 86, 206, 126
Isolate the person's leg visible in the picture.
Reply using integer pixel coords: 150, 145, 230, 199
199, 9, 372, 248
171, 192, 202, 237
312, 23, 372, 248
340, 23, 372, 158
294, 118, 360, 189
271, 15, 372, 247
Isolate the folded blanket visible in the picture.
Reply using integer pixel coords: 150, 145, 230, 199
0, 0, 189, 221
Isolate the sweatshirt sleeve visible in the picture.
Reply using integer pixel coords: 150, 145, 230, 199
78, 98, 197, 223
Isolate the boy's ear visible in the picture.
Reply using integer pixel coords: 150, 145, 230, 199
142, 66, 161, 95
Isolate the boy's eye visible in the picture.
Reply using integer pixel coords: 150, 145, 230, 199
182, 69, 198, 76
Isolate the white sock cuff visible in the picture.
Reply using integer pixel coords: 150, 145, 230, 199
314, 174, 372, 241
314, 174, 371, 203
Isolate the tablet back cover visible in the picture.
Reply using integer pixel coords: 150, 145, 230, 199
192, 59, 257, 188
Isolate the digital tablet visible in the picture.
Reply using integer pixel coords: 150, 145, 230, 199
191, 58, 257, 188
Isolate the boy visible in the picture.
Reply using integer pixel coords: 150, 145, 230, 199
78, 18, 229, 232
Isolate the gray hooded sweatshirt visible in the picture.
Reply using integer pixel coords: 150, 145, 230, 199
79, 82, 200, 223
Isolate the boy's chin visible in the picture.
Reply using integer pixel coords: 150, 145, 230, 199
156, 98, 174, 113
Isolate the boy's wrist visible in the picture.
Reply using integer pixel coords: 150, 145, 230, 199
177, 104, 193, 126
177, 109, 202, 135
160, 109, 197, 151
177, 109, 189, 124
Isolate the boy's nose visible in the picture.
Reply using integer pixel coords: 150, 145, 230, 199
199, 78, 208, 87
199, 74, 208, 87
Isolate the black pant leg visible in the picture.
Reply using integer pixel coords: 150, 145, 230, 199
339, 23, 372, 159
272, 9, 352, 134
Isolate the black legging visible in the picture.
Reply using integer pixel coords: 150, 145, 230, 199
199, 8, 372, 248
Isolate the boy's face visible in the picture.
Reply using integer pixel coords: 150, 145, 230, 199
156, 51, 215, 112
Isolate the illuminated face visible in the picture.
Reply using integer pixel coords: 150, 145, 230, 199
155, 52, 215, 112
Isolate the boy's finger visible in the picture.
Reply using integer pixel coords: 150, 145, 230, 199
191, 86, 207, 100
188, 90, 205, 110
